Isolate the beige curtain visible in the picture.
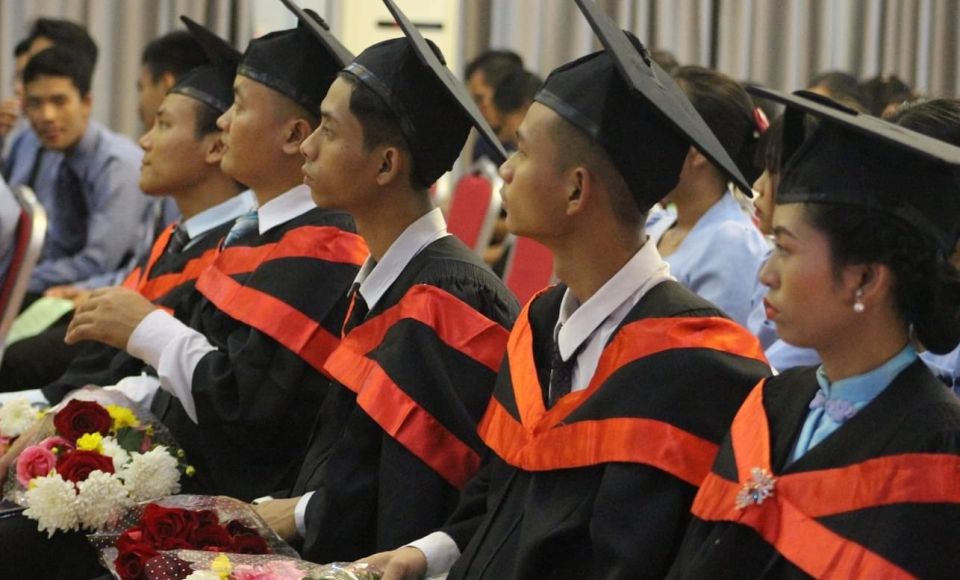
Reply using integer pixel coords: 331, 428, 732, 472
0, 0, 253, 139
469, 0, 959, 99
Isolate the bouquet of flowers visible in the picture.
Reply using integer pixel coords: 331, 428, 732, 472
88, 495, 321, 580
2, 393, 189, 536
141, 552, 383, 580
0, 396, 42, 453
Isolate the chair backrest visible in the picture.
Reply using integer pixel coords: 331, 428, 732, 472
502, 235, 555, 306
445, 159, 503, 254
0, 185, 47, 363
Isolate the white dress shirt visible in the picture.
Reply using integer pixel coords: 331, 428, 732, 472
409, 239, 673, 576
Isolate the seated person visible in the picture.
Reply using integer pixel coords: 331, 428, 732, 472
364, 4, 770, 577
645, 66, 769, 327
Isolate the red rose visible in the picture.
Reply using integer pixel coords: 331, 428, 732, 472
195, 509, 219, 527
188, 523, 233, 551
54, 400, 112, 441
116, 526, 144, 550
115, 542, 158, 580
141, 504, 197, 549
57, 450, 115, 483
231, 532, 269, 554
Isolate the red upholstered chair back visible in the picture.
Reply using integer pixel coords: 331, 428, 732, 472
0, 185, 47, 365
445, 159, 503, 254
503, 236, 555, 306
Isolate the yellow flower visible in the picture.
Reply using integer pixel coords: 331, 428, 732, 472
185, 465, 196, 477
106, 405, 140, 431
211, 554, 232, 578
76, 432, 104, 453
145, 425, 154, 437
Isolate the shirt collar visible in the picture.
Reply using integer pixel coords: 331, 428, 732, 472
815, 343, 917, 404
182, 189, 258, 241
355, 207, 448, 311
555, 238, 671, 360
256, 184, 315, 235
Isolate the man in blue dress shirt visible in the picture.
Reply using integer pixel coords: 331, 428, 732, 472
16, 46, 149, 294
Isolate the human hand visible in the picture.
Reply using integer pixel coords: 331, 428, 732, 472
65, 287, 158, 349
44, 285, 93, 307
360, 547, 428, 580
253, 496, 300, 542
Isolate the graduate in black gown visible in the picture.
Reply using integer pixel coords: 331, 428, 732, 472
667, 90, 960, 579
364, 1, 770, 578
63, 15, 367, 502
0, 31, 254, 580
252, 0, 519, 563
37, 19, 254, 407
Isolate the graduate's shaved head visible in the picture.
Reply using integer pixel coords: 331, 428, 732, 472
547, 114, 644, 228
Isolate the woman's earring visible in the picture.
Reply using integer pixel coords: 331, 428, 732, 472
853, 288, 865, 314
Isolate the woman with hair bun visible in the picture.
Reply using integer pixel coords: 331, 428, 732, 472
668, 89, 960, 579
645, 66, 768, 326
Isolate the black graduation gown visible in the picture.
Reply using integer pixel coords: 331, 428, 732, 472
444, 281, 771, 579
669, 361, 960, 579
294, 235, 519, 563
150, 208, 366, 501
41, 222, 232, 404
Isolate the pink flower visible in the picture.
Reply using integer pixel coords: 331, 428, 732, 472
232, 561, 304, 580
16, 445, 57, 487
38, 436, 74, 455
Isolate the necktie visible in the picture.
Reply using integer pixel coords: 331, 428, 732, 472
222, 210, 259, 248
547, 327, 581, 408
165, 224, 191, 254
342, 283, 369, 336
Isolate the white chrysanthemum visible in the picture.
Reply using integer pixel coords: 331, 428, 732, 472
120, 446, 180, 501
23, 473, 79, 537
75, 470, 131, 530
183, 572, 221, 580
0, 398, 37, 437
100, 436, 131, 471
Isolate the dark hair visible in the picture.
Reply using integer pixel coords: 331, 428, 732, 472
651, 49, 679, 73
193, 100, 221, 139
754, 114, 785, 174
465, 50, 523, 88
860, 74, 915, 117
23, 46, 93, 96
884, 98, 960, 145
28, 18, 98, 69
142, 30, 208, 83
806, 204, 960, 354
492, 69, 541, 114
673, 65, 761, 183
14, 38, 31, 58
808, 71, 863, 107
338, 72, 427, 190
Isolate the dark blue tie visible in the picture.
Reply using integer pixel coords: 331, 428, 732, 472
222, 210, 259, 248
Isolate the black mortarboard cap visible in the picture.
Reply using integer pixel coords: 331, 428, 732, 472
237, 7, 349, 112
341, 0, 507, 186
748, 86, 960, 253
279, 0, 354, 66
173, 17, 240, 114
537, 0, 752, 212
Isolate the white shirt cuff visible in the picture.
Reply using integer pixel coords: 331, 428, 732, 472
406, 531, 461, 577
104, 373, 161, 410
294, 491, 314, 539
127, 309, 216, 424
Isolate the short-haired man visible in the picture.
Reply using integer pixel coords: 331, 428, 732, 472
365, 2, 770, 578
253, 0, 518, 564
65, 15, 368, 502
137, 30, 208, 129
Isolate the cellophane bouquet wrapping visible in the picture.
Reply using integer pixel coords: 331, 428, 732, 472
140, 551, 384, 579
87, 494, 372, 580
1, 389, 189, 536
